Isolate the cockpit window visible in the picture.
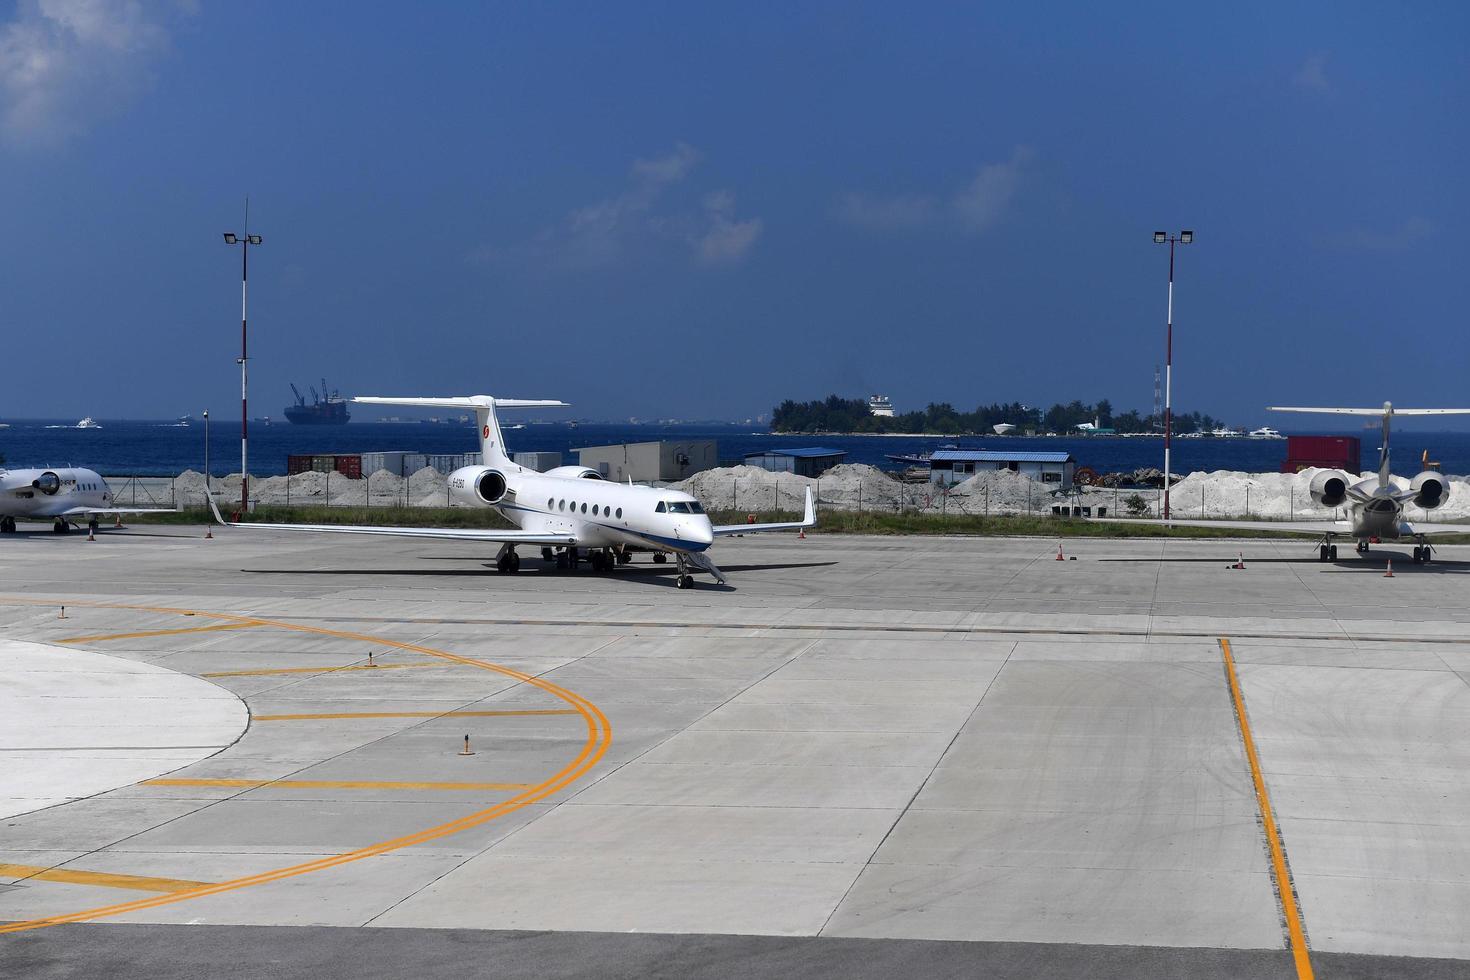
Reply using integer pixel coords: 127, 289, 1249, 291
688, 501, 705, 514
667, 501, 692, 514
655, 502, 666, 513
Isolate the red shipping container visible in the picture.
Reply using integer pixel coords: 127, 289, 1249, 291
1281, 435, 1360, 473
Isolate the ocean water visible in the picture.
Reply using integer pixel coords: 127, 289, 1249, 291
1, 419, 1467, 477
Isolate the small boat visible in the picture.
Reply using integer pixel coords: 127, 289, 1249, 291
1209, 427, 1243, 438
76, 417, 101, 429
1248, 426, 1284, 439
992, 423, 1016, 435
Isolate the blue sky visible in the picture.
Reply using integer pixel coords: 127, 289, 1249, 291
1, 2, 1466, 425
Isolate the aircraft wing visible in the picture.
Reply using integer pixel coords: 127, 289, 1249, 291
205, 495, 575, 545
713, 488, 816, 537
63, 506, 179, 515
1089, 516, 1349, 535
1400, 520, 1470, 536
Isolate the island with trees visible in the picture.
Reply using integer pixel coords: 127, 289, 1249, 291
770, 396, 1223, 435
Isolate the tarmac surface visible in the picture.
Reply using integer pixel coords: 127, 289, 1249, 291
1, 522, 1468, 978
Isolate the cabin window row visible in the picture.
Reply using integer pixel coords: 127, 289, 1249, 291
548, 498, 622, 519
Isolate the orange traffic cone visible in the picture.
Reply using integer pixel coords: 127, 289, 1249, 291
1384, 559, 1394, 578
1234, 551, 1245, 570
113, 514, 123, 528
205, 526, 213, 539
798, 526, 806, 540
87, 527, 95, 542
1055, 543, 1065, 561
459, 735, 475, 756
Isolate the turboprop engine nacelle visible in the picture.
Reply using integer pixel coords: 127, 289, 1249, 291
1411, 471, 1447, 510
448, 466, 510, 506
1308, 470, 1349, 509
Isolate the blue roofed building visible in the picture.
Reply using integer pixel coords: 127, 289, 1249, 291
928, 449, 1075, 488
743, 447, 847, 478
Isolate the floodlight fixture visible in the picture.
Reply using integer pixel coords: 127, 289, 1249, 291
247, 235, 262, 245
1180, 230, 1194, 244
223, 233, 238, 244
1154, 231, 1167, 243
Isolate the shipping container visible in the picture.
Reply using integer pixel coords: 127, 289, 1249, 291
512, 451, 562, 472
285, 454, 363, 478
1280, 435, 1360, 473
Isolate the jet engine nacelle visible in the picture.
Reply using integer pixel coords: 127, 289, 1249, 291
1411, 471, 1447, 510
31, 471, 61, 495
543, 466, 604, 480
1308, 470, 1349, 509
448, 466, 510, 506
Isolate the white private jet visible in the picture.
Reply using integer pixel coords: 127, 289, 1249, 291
1099, 402, 1470, 564
0, 467, 177, 534
208, 395, 816, 588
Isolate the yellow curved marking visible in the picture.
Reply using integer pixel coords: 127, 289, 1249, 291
1219, 638, 1313, 980
0, 600, 612, 935
0, 864, 210, 894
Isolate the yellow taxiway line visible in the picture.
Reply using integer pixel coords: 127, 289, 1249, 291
1220, 637, 1313, 980
142, 778, 532, 791
57, 622, 268, 644
0, 863, 211, 894
201, 662, 445, 678
0, 597, 612, 935
253, 709, 579, 721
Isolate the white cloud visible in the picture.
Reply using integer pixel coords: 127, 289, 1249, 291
1293, 52, 1330, 92
496, 143, 763, 270
951, 146, 1032, 233
696, 190, 762, 266
832, 191, 937, 231
1328, 217, 1432, 251
834, 146, 1033, 236
631, 141, 701, 184
0, 0, 182, 147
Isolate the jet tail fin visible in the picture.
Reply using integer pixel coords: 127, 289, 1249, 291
353, 396, 569, 467
1269, 402, 1470, 484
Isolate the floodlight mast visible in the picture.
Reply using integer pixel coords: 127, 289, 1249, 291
222, 200, 262, 517
1153, 230, 1193, 521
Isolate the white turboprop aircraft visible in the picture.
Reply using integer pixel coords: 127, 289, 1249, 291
1101, 402, 1470, 564
0, 467, 177, 534
208, 395, 816, 588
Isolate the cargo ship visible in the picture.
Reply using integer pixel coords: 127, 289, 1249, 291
284, 380, 350, 425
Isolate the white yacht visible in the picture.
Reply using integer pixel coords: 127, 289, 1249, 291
76, 417, 101, 429
1209, 426, 1243, 438
1248, 426, 1285, 439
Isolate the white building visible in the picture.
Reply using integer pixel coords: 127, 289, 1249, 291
927, 450, 1076, 488
868, 395, 895, 417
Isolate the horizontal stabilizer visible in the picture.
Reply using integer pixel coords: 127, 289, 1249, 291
353, 396, 569, 410
1269, 406, 1470, 416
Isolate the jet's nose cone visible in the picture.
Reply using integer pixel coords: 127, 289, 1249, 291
691, 519, 714, 547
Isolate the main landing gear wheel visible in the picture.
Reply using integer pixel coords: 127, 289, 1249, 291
652, 552, 668, 564
495, 551, 521, 574
88, 519, 99, 534
616, 550, 631, 565
1356, 540, 1369, 554
0, 516, 15, 533
677, 574, 694, 589
1413, 545, 1431, 564
555, 552, 570, 571
1318, 544, 1337, 562
52, 519, 69, 534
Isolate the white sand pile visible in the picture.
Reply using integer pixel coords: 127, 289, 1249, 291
164, 463, 1470, 522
